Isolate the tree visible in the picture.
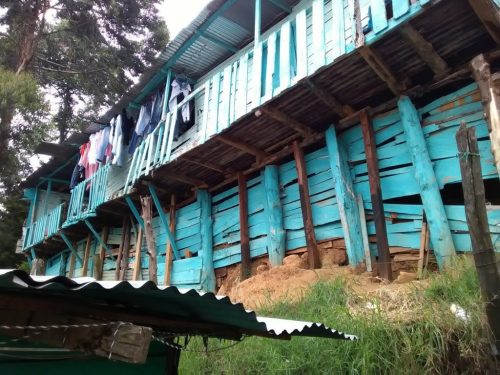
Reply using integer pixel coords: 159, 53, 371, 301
0, 0, 169, 183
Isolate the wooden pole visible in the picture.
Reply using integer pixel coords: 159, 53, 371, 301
262, 165, 286, 267
238, 172, 251, 280
115, 217, 128, 280
81, 234, 92, 277
456, 123, 500, 354
292, 141, 321, 269
198, 190, 216, 292
96, 226, 108, 280
357, 194, 372, 272
164, 195, 176, 286
417, 213, 428, 280
141, 196, 158, 284
398, 96, 456, 268
359, 110, 392, 281
132, 227, 143, 281
119, 218, 131, 281
471, 54, 500, 177
325, 125, 365, 266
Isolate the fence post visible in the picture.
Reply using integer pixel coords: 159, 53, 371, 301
456, 123, 500, 355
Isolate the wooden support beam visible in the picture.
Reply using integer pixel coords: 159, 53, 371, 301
164, 195, 176, 286
468, 0, 500, 44
157, 171, 208, 189
119, 218, 131, 281
400, 24, 450, 79
238, 173, 251, 280
59, 232, 83, 265
68, 251, 76, 278
292, 141, 321, 269
262, 165, 285, 267
180, 156, 234, 176
325, 125, 365, 266
218, 135, 270, 161
456, 123, 500, 354
303, 79, 354, 117
149, 185, 180, 260
359, 46, 405, 95
359, 110, 392, 280
96, 226, 109, 281
471, 54, 500, 176
125, 196, 145, 229
198, 190, 216, 292
397, 96, 456, 268
258, 107, 314, 136
141, 196, 157, 284
115, 217, 127, 280
132, 227, 143, 281
81, 234, 92, 277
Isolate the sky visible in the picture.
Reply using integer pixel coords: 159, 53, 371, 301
161, 0, 211, 39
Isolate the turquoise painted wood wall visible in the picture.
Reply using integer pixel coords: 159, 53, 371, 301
45, 83, 500, 287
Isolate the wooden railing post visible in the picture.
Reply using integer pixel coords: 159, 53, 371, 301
263, 166, 286, 267
292, 141, 321, 269
325, 125, 365, 266
198, 189, 216, 292
398, 96, 456, 268
359, 110, 392, 280
456, 123, 500, 355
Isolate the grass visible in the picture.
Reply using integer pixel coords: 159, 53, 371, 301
179, 257, 491, 374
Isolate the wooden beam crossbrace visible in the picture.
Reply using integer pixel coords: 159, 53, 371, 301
148, 185, 180, 260
218, 135, 270, 161
468, 0, 500, 44
84, 220, 111, 255
303, 79, 354, 117
258, 107, 314, 136
59, 232, 83, 265
400, 24, 450, 79
125, 196, 145, 229
359, 46, 406, 95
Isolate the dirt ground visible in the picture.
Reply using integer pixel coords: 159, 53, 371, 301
217, 246, 423, 311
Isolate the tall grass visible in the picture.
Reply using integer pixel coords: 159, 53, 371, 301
180, 257, 490, 374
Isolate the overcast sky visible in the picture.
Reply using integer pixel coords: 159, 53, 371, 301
161, 0, 211, 39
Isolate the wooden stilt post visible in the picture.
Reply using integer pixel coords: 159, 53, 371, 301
292, 141, 321, 269
238, 172, 251, 279
68, 248, 76, 278
141, 196, 158, 284
198, 189, 216, 292
471, 54, 500, 177
96, 226, 109, 280
325, 125, 365, 266
119, 218, 131, 281
262, 165, 285, 267
132, 227, 143, 281
115, 217, 128, 280
398, 96, 456, 268
456, 123, 500, 355
164, 195, 176, 286
81, 234, 92, 277
359, 110, 392, 280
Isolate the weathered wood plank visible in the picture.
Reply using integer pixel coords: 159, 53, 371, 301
132, 227, 143, 281
164, 195, 176, 286
263, 165, 285, 267
325, 125, 365, 266
81, 234, 92, 277
398, 96, 456, 269
360, 110, 392, 280
467, 0, 500, 44
292, 141, 321, 269
238, 173, 251, 280
141, 196, 157, 283
471, 54, 500, 177
198, 189, 216, 292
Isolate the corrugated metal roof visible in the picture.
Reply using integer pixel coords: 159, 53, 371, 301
0, 270, 356, 341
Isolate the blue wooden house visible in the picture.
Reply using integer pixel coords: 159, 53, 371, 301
19, 0, 500, 291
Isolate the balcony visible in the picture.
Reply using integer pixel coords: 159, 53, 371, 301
22, 203, 64, 250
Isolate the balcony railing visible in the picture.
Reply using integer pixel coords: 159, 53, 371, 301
63, 164, 110, 227
23, 203, 63, 250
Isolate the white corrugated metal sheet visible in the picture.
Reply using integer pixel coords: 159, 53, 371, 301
0, 269, 356, 341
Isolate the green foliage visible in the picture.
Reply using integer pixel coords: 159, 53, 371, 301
180, 259, 490, 374
0, 193, 27, 268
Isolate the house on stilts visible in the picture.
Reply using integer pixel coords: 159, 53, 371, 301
18, 0, 500, 290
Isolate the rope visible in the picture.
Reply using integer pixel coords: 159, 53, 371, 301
457, 151, 480, 160
0, 322, 120, 331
